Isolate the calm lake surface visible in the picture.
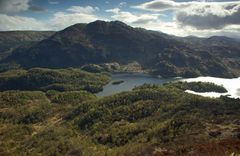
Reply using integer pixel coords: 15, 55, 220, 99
96, 73, 180, 96
96, 73, 240, 99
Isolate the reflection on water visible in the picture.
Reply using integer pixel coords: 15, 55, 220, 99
181, 76, 240, 99
96, 73, 240, 99
185, 90, 228, 98
237, 89, 240, 96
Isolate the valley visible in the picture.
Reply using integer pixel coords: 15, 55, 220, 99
0, 20, 240, 156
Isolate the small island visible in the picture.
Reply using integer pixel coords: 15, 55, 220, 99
112, 80, 124, 85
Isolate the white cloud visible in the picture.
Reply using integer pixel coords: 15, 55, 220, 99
105, 6, 240, 38
106, 8, 159, 25
48, 11, 99, 30
67, 6, 99, 14
106, 8, 121, 14
0, 5, 103, 31
48, 6, 103, 30
105, 8, 186, 36
133, 0, 239, 12
0, 0, 30, 13
105, 8, 182, 35
0, 2, 239, 38
176, 3, 240, 29
133, 0, 240, 30
178, 24, 240, 37
133, 0, 178, 11
105, 7, 183, 35
0, 14, 47, 31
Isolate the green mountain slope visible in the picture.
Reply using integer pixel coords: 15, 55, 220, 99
3, 21, 240, 78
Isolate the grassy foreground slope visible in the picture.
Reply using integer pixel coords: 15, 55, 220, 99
67, 84, 240, 155
0, 90, 102, 156
0, 82, 239, 156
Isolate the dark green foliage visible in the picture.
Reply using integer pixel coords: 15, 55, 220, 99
112, 80, 124, 85
0, 68, 110, 93
0, 91, 51, 124
81, 64, 105, 73
66, 83, 240, 148
20, 111, 46, 124
23, 125, 92, 156
0, 89, 105, 156
47, 90, 96, 105
0, 80, 240, 155
0, 90, 47, 107
95, 121, 146, 146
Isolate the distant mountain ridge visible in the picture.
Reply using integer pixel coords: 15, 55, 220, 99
0, 31, 55, 60
1, 21, 240, 78
0, 31, 55, 42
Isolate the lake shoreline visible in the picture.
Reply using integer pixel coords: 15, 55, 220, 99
96, 73, 240, 99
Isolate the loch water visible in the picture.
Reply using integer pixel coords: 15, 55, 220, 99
96, 73, 240, 99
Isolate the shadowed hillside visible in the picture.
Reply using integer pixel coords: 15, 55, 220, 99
2, 21, 240, 78
0, 31, 55, 60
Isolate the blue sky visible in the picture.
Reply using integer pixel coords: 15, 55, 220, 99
0, 0, 240, 37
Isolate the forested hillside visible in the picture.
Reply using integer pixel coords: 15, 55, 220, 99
0, 82, 239, 155
2, 21, 240, 78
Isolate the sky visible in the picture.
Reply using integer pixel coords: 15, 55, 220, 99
0, 0, 240, 37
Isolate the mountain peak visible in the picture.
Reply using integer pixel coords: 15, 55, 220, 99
4, 20, 240, 78
109, 20, 129, 26
88, 20, 128, 26
61, 23, 86, 32
84, 20, 132, 34
56, 20, 133, 36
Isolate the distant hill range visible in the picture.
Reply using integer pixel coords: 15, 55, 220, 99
1, 20, 240, 78
0, 31, 55, 60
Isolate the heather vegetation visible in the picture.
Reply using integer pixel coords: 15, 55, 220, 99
0, 20, 240, 156
0, 79, 239, 155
